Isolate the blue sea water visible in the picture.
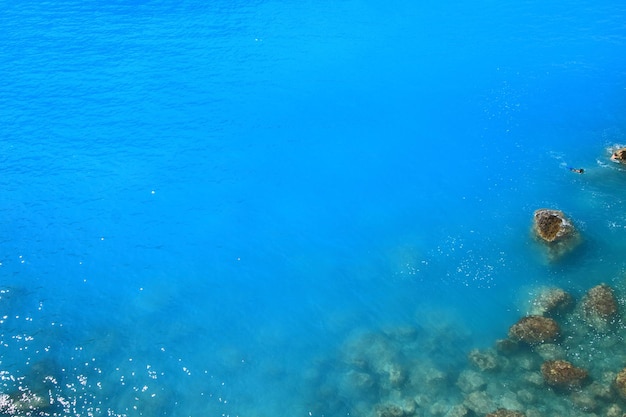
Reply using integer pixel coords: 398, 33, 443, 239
1, 0, 626, 415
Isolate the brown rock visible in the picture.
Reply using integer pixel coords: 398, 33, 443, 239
611, 147, 626, 163
540, 360, 588, 388
508, 316, 560, 344
533, 209, 574, 242
583, 283, 618, 320
613, 368, 626, 399
485, 410, 525, 417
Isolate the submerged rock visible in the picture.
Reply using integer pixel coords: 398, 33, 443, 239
468, 348, 499, 371
495, 338, 519, 354
582, 284, 618, 330
463, 391, 495, 415
570, 390, 597, 411
457, 370, 486, 393
610, 147, 626, 163
375, 403, 404, 417
508, 316, 560, 344
607, 403, 624, 417
445, 404, 468, 417
613, 368, 626, 399
533, 343, 566, 361
485, 409, 525, 417
0, 391, 49, 415
529, 287, 573, 317
540, 360, 588, 388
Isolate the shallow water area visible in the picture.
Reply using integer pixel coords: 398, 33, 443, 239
1, 0, 626, 416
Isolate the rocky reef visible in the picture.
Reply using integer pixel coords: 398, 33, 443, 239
308, 281, 626, 417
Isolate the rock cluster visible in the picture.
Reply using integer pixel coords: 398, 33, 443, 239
309, 282, 626, 417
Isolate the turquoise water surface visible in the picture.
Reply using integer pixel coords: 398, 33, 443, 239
1, 1, 626, 416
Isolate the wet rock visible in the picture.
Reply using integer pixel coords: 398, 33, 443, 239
485, 409, 525, 417
610, 147, 626, 163
533, 209, 575, 242
532, 209, 580, 260
468, 348, 499, 371
613, 367, 626, 399
529, 287, 573, 317
508, 316, 560, 344
582, 284, 618, 330
540, 360, 588, 388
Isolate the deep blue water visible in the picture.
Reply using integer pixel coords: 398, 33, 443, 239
1, 1, 626, 416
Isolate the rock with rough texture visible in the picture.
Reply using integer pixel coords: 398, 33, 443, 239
613, 368, 626, 399
485, 409, 525, 417
610, 147, 626, 163
508, 316, 560, 344
532, 209, 580, 261
533, 209, 574, 242
529, 287, 573, 317
540, 360, 588, 388
582, 284, 618, 329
